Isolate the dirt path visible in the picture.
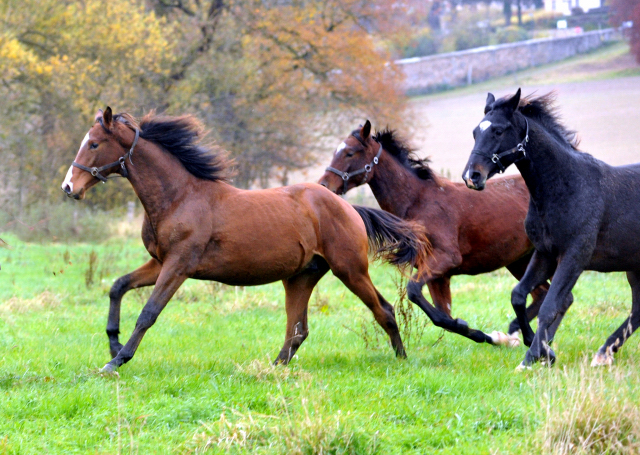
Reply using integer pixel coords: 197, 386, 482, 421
411, 75, 640, 179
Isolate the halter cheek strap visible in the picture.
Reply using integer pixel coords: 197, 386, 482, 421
471, 118, 529, 173
325, 141, 383, 195
72, 127, 140, 183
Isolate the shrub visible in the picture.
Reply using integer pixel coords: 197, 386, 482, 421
1, 202, 115, 243
494, 26, 531, 44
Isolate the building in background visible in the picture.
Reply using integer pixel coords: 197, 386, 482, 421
545, 0, 604, 15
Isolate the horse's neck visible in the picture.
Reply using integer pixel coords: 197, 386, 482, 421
516, 127, 576, 209
367, 152, 434, 217
126, 140, 199, 221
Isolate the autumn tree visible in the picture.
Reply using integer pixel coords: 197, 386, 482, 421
153, 0, 408, 188
0, 0, 408, 225
0, 0, 175, 214
611, 0, 640, 64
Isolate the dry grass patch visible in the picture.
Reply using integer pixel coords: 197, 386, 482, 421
234, 358, 312, 383
184, 403, 378, 455
1, 291, 60, 313
534, 361, 640, 454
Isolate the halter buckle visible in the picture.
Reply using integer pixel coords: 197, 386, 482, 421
342, 172, 349, 181
364, 164, 372, 172
491, 154, 500, 164
91, 168, 99, 176
517, 143, 525, 153
373, 157, 379, 165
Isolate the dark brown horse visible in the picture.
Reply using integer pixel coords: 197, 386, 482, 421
319, 121, 550, 346
61, 108, 430, 372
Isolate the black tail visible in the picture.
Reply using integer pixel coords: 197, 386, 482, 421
353, 205, 430, 278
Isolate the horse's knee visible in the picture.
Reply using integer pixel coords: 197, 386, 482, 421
407, 280, 424, 303
511, 285, 528, 310
109, 274, 131, 301
136, 308, 160, 330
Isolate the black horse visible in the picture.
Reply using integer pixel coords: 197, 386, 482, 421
462, 89, 640, 368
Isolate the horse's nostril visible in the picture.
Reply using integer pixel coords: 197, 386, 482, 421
320, 182, 328, 188
470, 171, 482, 182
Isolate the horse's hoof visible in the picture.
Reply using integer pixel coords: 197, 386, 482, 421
100, 363, 118, 374
515, 361, 531, 372
507, 330, 521, 348
591, 351, 613, 367
490, 331, 510, 346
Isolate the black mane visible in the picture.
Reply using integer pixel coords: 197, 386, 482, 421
371, 128, 435, 181
115, 113, 231, 181
495, 92, 581, 150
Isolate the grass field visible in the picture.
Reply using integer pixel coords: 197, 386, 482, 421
1, 233, 640, 454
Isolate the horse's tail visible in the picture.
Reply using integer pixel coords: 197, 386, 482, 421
352, 205, 430, 278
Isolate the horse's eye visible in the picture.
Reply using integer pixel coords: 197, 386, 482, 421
90, 142, 99, 150
346, 152, 354, 158
494, 129, 504, 136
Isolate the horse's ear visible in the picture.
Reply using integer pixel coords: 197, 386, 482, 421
505, 88, 521, 112
94, 109, 104, 122
103, 106, 113, 127
361, 120, 371, 141
484, 93, 495, 114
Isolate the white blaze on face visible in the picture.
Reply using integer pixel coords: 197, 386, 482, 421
479, 120, 492, 132
335, 142, 347, 157
61, 131, 90, 192
80, 132, 90, 151
61, 165, 74, 192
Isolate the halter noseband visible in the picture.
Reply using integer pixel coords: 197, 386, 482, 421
471, 118, 529, 173
72, 126, 140, 183
325, 140, 383, 195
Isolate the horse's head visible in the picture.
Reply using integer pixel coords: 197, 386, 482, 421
318, 120, 381, 195
61, 107, 138, 199
462, 88, 528, 191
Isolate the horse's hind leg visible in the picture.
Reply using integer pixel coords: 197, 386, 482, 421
334, 267, 406, 358
274, 257, 330, 365
107, 259, 162, 358
592, 270, 640, 366
408, 276, 494, 344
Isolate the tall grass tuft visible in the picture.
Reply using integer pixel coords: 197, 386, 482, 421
534, 361, 640, 454
185, 404, 378, 455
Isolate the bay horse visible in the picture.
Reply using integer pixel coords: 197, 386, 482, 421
463, 89, 640, 368
318, 121, 549, 346
61, 107, 430, 373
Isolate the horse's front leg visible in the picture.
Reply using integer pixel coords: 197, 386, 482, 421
102, 260, 188, 372
520, 255, 584, 368
511, 251, 556, 347
107, 259, 162, 358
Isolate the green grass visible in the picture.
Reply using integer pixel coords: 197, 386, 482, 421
1, 233, 640, 454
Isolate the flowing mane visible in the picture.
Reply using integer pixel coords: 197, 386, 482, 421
369, 128, 435, 181
114, 112, 232, 181
495, 92, 581, 150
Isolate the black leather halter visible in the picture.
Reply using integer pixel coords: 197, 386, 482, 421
325, 141, 383, 195
471, 118, 529, 173
72, 127, 140, 183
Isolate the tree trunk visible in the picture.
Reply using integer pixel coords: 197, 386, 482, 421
517, 0, 523, 26
504, 0, 512, 26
